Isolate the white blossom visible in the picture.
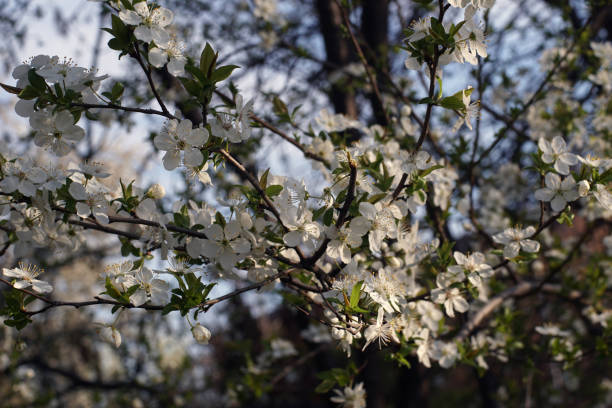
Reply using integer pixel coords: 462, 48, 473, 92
431, 287, 469, 317
538, 136, 578, 175
330, 382, 366, 408
3, 263, 53, 294
432, 341, 459, 368
119, 2, 174, 46
191, 323, 212, 344
123, 267, 170, 306
493, 226, 540, 259
30, 110, 85, 156
154, 119, 208, 170
534, 173, 578, 212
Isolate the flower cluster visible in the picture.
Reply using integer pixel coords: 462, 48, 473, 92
1, 0, 611, 405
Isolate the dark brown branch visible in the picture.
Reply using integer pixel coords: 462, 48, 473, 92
334, 0, 391, 126
133, 43, 172, 117
304, 157, 357, 266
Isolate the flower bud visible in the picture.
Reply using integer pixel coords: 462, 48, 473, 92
146, 183, 166, 199
191, 323, 211, 344
387, 256, 402, 268
96, 325, 122, 348
577, 180, 590, 197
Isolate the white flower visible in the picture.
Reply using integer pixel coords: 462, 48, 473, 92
415, 328, 434, 368
400, 150, 432, 179
593, 184, 612, 211
534, 173, 579, 212
35, 56, 108, 92
161, 256, 200, 275
444, 251, 492, 287
281, 207, 321, 250
535, 323, 570, 337
538, 136, 578, 175
448, 1, 496, 19
431, 287, 469, 318
326, 225, 363, 264
315, 108, 359, 132
146, 183, 166, 199
577, 153, 602, 168
119, 2, 174, 46
234, 94, 254, 139
493, 226, 540, 259
29, 110, 85, 156
123, 267, 170, 306
362, 308, 392, 350
253, 0, 285, 25
154, 119, 208, 170
270, 338, 298, 359
95, 323, 122, 348
0, 159, 46, 197
191, 323, 212, 344
197, 221, 251, 271
148, 37, 187, 76
327, 311, 362, 358
185, 162, 212, 185
330, 382, 366, 408
68, 181, 110, 224
404, 56, 422, 70
417, 301, 444, 332
350, 201, 401, 253
3, 263, 53, 294
102, 260, 134, 288
577, 180, 590, 197
12, 55, 51, 87
454, 21, 487, 65
210, 113, 241, 143
209, 95, 254, 143
406, 17, 431, 43
363, 268, 406, 313
452, 88, 479, 131
78, 161, 111, 179
432, 341, 459, 368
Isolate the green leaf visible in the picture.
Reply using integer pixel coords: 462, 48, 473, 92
110, 13, 130, 44
103, 277, 122, 300
120, 0, 133, 10
185, 64, 207, 84
211, 65, 239, 83
179, 77, 203, 96
367, 193, 387, 203
315, 378, 336, 394
215, 211, 226, 227
28, 69, 47, 91
259, 168, 270, 189
0, 82, 22, 95
323, 208, 334, 226
429, 17, 447, 40
449, 20, 467, 37
108, 38, 127, 51
273, 96, 288, 116
111, 82, 124, 100
173, 212, 190, 228
312, 206, 327, 220
438, 95, 464, 110
265, 184, 283, 197
419, 164, 444, 177
349, 280, 363, 308
200, 42, 217, 76
17, 85, 41, 100
418, 97, 435, 105
439, 87, 474, 110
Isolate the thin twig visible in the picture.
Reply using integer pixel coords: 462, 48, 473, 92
334, 0, 391, 126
